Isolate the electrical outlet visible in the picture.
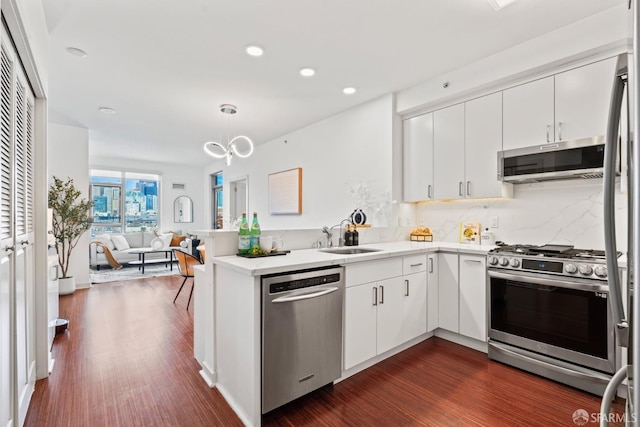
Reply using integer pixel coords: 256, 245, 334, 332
491, 216, 499, 228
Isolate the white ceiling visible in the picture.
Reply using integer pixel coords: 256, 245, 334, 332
43, 0, 624, 166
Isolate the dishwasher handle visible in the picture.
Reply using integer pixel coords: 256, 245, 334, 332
272, 287, 339, 303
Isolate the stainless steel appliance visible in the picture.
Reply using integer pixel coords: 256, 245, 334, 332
497, 136, 616, 183
487, 244, 620, 395
261, 266, 344, 414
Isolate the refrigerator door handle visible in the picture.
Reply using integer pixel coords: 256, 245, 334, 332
599, 365, 629, 427
603, 53, 629, 348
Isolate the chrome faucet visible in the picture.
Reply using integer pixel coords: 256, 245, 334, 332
322, 218, 352, 247
322, 226, 333, 247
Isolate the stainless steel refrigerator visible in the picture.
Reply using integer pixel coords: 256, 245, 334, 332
600, 2, 638, 425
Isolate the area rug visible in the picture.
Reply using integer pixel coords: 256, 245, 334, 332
90, 263, 178, 284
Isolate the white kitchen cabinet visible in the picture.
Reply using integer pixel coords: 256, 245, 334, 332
403, 113, 434, 202
459, 255, 487, 342
503, 57, 617, 151
554, 57, 617, 142
464, 93, 505, 198
438, 253, 459, 333
427, 254, 439, 332
433, 104, 465, 200
344, 282, 378, 369
376, 277, 405, 354
402, 255, 428, 342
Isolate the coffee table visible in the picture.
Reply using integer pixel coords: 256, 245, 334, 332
128, 248, 175, 274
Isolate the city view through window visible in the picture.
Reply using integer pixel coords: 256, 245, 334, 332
90, 170, 161, 236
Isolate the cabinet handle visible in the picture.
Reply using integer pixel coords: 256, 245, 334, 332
427, 184, 432, 199
429, 257, 434, 273
373, 286, 378, 306
546, 125, 551, 142
466, 259, 483, 264
557, 122, 563, 141
410, 263, 423, 267
20, 240, 29, 246
459, 182, 463, 196
405, 280, 409, 297
466, 181, 471, 196
379, 285, 384, 304
3, 245, 14, 253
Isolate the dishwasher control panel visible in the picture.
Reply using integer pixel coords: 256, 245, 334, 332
269, 273, 341, 294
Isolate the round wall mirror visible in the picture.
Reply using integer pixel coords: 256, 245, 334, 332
174, 196, 193, 223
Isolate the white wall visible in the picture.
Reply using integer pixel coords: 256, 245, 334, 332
48, 123, 91, 287
207, 94, 400, 230
89, 156, 208, 233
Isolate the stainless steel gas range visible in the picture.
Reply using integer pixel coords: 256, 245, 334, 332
487, 244, 621, 396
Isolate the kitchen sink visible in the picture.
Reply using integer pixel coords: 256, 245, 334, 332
320, 247, 382, 255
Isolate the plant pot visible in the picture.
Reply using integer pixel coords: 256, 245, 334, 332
58, 276, 76, 295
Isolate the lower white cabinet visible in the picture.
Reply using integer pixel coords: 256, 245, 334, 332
344, 277, 404, 369
438, 253, 459, 333
459, 255, 487, 342
427, 254, 439, 332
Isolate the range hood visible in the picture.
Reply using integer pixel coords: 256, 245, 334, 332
497, 136, 617, 183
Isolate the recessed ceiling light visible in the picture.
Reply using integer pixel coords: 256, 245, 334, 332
246, 45, 264, 57
300, 68, 315, 77
66, 47, 88, 57
98, 107, 116, 114
487, 0, 518, 10
343, 87, 356, 95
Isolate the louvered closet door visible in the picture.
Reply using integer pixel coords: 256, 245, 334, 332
14, 66, 36, 425
0, 38, 15, 427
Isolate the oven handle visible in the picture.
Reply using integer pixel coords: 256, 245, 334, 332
490, 342, 613, 383
488, 270, 610, 293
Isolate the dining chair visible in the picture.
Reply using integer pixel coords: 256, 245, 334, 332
172, 249, 203, 309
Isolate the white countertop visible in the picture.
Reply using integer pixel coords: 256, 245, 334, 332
211, 241, 495, 276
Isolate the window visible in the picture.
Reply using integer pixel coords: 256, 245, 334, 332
90, 169, 161, 236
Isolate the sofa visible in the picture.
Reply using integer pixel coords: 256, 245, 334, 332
90, 231, 190, 269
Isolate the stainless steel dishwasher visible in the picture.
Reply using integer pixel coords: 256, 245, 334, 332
261, 266, 344, 414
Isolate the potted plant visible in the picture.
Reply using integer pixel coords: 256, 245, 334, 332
48, 176, 93, 295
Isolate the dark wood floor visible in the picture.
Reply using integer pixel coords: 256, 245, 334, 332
25, 275, 624, 426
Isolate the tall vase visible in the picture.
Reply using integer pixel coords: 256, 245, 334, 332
58, 276, 76, 295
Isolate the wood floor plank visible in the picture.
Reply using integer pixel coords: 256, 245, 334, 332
25, 275, 625, 426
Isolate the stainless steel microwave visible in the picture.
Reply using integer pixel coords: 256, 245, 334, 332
497, 136, 617, 183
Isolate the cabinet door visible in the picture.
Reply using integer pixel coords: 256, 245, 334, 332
438, 253, 459, 333
459, 255, 487, 342
403, 113, 434, 202
344, 283, 378, 370
433, 104, 465, 200
554, 57, 617, 142
503, 76, 554, 150
376, 277, 404, 355
402, 272, 427, 342
427, 254, 439, 332
465, 92, 503, 198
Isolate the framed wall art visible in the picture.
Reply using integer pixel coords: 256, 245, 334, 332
268, 167, 302, 215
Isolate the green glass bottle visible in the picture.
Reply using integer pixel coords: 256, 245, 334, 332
250, 212, 261, 251
238, 212, 250, 255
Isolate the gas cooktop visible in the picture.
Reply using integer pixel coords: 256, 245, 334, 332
487, 244, 621, 280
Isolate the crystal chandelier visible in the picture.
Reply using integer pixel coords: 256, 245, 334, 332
203, 104, 254, 165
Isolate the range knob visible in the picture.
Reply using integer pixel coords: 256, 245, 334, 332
488, 256, 499, 266
499, 257, 509, 267
594, 265, 608, 278
565, 263, 578, 274
578, 264, 593, 276
509, 258, 520, 268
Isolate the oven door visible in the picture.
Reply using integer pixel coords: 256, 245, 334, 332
488, 269, 615, 374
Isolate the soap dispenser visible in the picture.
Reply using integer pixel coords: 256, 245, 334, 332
352, 225, 359, 246
344, 225, 354, 246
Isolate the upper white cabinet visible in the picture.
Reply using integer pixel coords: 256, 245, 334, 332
503, 57, 617, 150
403, 113, 434, 202
465, 92, 504, 198
433, 104, 465, 200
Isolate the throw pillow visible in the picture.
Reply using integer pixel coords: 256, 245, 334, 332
170, 232, 186, 247
95, 234, 115, 251
150, 237, 164, 250
111, 234, 130, 251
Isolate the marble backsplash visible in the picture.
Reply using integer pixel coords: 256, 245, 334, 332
415, 179, 629, 252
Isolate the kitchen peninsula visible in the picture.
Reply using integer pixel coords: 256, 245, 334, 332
193, 230, 494, 427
